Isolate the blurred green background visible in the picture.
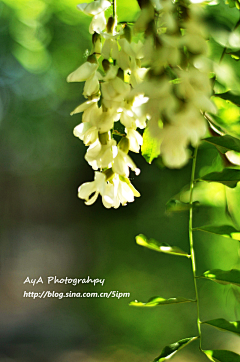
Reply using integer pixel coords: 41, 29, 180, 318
0, 0, 240, 361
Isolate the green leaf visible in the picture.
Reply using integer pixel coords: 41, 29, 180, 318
215, 92, 240, 107
203, 318, 240, 336
225, 0, 238, 7
153, 337, 198, 362
200, 269, 240, 287
141, 126, 161, 164
129, 296, 195, 307
165, 199, 199, 214
193, 225, 240, 241
203, 135, 240, 154
200, 169, 240, 188
116, 0, 141, 22
204, 349, 240, 362
229, 50, 240, 60
136, 234, 190, 257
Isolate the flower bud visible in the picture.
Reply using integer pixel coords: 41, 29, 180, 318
92, 32, 102, 55
107, 16, 115, 33
87, 53, 97, 64
121, 24, 132, 43
92, 32, 101, 45
102, 59, 110, 72
117, 68, 124, 80
118, 137, 129, 153
99, 131, 111, 145
103, 168, 115, 181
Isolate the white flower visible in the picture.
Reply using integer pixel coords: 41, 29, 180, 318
110, 174, 141, 207
101, 38, 119, 60
67, 60, 99, 98
85, 138, 116, 170
119, 97, 148, 129
89, 11, 107, 34
74, 122, 98, 145
129, 58, 148, 87
77, 0, 111, 34
77, 0, 111, 16
101, 76, 131, 109
67, 61, 98, 82
78, 171, 140, 208
70, 97, 100, 116
126, 129, 143, 153
78, 171, 114, 207
160, 125, 190, 168
112, 146, 140, 176
83, 73, 99, 97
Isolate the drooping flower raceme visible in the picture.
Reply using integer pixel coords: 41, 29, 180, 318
67, 0, 215, 207
131, 0, 216, 168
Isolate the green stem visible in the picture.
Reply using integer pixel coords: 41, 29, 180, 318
113, 0, 117, 23
189, 147, 202, 350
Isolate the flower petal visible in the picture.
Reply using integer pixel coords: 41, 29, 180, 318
67, 62, 98, 82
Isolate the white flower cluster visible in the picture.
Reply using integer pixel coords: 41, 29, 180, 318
67, 0, 147, 208
68, 0, 215, 207
133, 0, 216, 168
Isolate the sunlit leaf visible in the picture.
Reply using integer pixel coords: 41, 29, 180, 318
215, 92, 240, 107
153, 337, 198, 362
141, 126, 161, 164
203, 318, 240, 336
229, 50, 240, 60
225, 0, 239, 8
130, 296, 195, 307
226, 185, 240, 228
165, 199, 199, 214
116, 0, 141, 22
166, 199, 191, 213
193, 225, 240, 241
200, 269, 240, 287
200, 169, 240, 188
203, 349, 240, 362
136, 234, 190, 257
203, 135, 240, 154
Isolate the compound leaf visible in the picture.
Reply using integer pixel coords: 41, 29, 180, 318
153, 337, 198, 361
203, 135, 240, 154
203, 318, 240, 336
130, 296, 195, 307
200, 269, 240, 287
193, 225, 240, 241
200, 169, 240, 188
136, 234, 190, 257
204, 349, 240, 362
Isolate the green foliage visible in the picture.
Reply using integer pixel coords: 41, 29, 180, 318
200, 169, 240, 188
136, 234, 190, 257
200, 269, 240, 287
203, 135, 240, 153
115, 0, 140, 22
203, 349, 240, 362
141, 126, 161, 164
193, 224, 240, 241
215, 92, 240, 107
165, 199, 199, 214
153, 337, 198, 362
203, 318, 240, 336
225, 0, 240, 9
130, 296, 195, 307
